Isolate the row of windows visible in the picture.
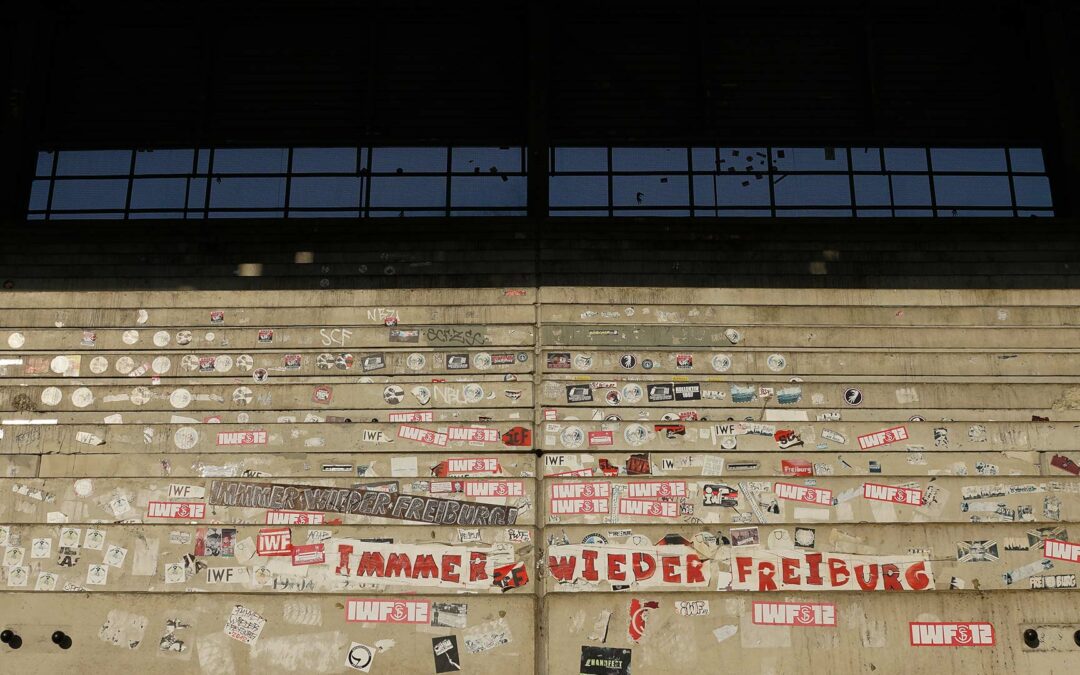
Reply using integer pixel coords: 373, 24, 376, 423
28, 146, 1053, 219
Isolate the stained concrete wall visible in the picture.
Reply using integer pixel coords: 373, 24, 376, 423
1, 287, 1079, 673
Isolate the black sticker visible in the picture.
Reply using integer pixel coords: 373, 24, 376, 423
547, 352, 572, 369
673, 383, 701, 401
361, 354, 386, 372
447, 354, 469, 370
580, 646, 631, 675
646, 383, 674, 402
566, 385, 593, 403
432, 635, 462, 673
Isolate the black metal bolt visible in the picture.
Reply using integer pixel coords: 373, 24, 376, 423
1023, 629, 1040, 649
1, 630, 22, 649
52, 631, 72, 649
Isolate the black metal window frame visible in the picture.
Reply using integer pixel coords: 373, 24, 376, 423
28, 146, 529, 220
548, 145, 1054, 218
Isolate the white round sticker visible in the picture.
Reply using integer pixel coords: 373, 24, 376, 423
115, 356, 135, 375
215, 355, 234, 373
71, 387, 94, 408
233, 387, 253, 405
473, 352, 492, 370
7, 333, 24, 349
152, 356, 172, 374
122, 330, 139, 345
711, 354, 732, 372
41, 387, 63, 406
624, 423, 650, 446
204, 332, 215, 343
236, 412, 250, 423
463, 383, 484, 404
622, 383, 643, 404
153, 331, 170, 347
235, 355, 254, 371
767, 354, 787, 372
175, 330, 193, 346
130, 386, 152, 406
406, 353, 427, 371
136, 309, 149, 324
180, 355, 200, 371
169, 388, 192, 409
89, 356, 109, 374
73, 479, 94, 497
173, 427, 198, 450
50, 356, 71, 374
560, 426, 585, 449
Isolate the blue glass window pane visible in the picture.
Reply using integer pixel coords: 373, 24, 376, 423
614, 209, 691, 216
772, 147, 848, 172
774, 175, 851, 206
851, 148, 882, 172
693, 175, 716, 207
854, 175, 891, 206
891, 175, 931, 205
369, 176, 446, 208
550, 175, 607, 207
36, 151, 55, 176
1009, 148, 1045, 173
931, 148, 1007, 172
209, 177, 287, 208
554, 148, 607, 172
187, 178, 207, 209
212, 148, 288, 174
292, 148, 359, 174
56, 150, 132, 176
28, 180, 50, 210
450, 176, 527, 207
691, 148, 718, 172
452, 147, 522, 173
130, 178, 188, 210
884, 148, 927, 171
1013, 176, 1052, 207
612, 175, 689, 206
612, 148, 687, 172
135, 149, 195, 175
933, 175, 1012, 206
50, 179, 129, 210
371, 147, 447, 173
289, 177, 362, 208
716, 175, 769, 206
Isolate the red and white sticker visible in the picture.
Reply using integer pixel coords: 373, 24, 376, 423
774, 482, 833, 505
781, 459, 814, 477
863, 482, 922, 506
388, 411, 433, 423
587, 431, 614, 446
752, 602, 836, 627
397, 424, 448, 447
857, 425, 909, 450
291, 543, 325, 566
1043, 538, 1080, 563
346, 599, 431, 624
256, 528, 292, 556
464, 480, 524, 497
448, 426, 500, 443
548, 468, 593, 478
618, 499, 678, 518
445, 457, 501, 475
216, 430, 267, 446
146, 501, 205, 519
627, 481, 687, 499
265, 510, 325, 525
909, 622, 995, 647
550, 482, 611, 500
549, 498, 609, 515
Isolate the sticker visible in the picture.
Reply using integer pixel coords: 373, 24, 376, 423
580, 646, 631, 675
169, 389, 192, 409
105, 545, 128, 568
566, 385, 593, 404
674, 600, 710, 617
843, 388, 863, 406
909, 622, 995, 647
41, 386, 63, 406
257, 528, 292, 556
752, 602, 836, 626
312, 386, 333, 404
1043, 538, 1080, 562
122, 330, 139, 345
347, 599, 431, 623
383, 385, 405, 405
711, 354, 732, 372
406, 353, 427, 371
858, 426, 909, 450
346, 642, 375, 672
224, 605, 266, 645
432, 636, 462, 673
431, 603, 468, 628
147, 502, 206, 519
767, 354, 787, 371
863, 482, 922, 505
619, 354, 636, 369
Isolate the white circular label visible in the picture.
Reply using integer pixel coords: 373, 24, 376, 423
574, 353, 594, 370
122, 330, 139, 345
235, 355, 254, 372
236, 412, 250, 423
71, 387, 94, 408
720, 435, 738, 449
130, 386, 152, 405
152, 356, 172, 374
179, 355, 199, 371
7, 333, 25, 349
767, 354, 787, 372
473, 352, 492, 370
153, 331, 170, 347
50, 356, 71, 374
215, 355, 234, 372
624, 423, 650, 446
622, 383, 643, 404
406, 353, 427, 371
175, 330, 193, 346
73, 479, 94, 497
89, 356, 109, 374
169, 388, 192, 409
173, 427, 198, 450
711, 354, 732, 372
205, 332, 215, 343
561, 426, 585, 449
463, 384, 484, 404
115, 356, 135, 375
136, 309, 149, 324
41, 386, 63, 406
233, 387, 253, 405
